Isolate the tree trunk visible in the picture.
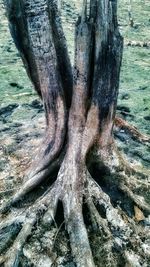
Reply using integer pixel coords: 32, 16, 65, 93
0, 0, 150, 267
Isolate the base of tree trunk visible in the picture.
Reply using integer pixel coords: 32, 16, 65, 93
1, 0, 150, 266
0, 124, 149, 267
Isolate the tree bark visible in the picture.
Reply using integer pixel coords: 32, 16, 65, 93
1, 0, 150, 267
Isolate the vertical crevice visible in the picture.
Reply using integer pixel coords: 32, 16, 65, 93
48, 0, 73, 109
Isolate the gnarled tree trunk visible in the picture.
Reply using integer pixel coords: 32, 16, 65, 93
0, 0, 150, 267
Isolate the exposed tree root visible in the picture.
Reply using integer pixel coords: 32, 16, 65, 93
87, 176, 131, 233
2, 0, 150, 266
0, 183, 60, 266
118, 182, 150, 213
0, 217, 36, 266
0, 151, 63, 214
64, 208, 95, 267
0, 150, 149, 266
85, 192, 111, 237
91, 141, 140, 180
115, 117, 150, 143
91, 141, 150, 214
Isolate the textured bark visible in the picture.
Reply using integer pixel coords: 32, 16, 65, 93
5, 0, 70, 192
1, 0, 150, 267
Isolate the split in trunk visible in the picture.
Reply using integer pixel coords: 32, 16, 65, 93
1, 0, 150, 266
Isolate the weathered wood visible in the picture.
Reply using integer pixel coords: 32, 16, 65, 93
48, 0, 73, 108
5, 0, 68, 188
1, 1, 149, 267
92, 0, 123, 131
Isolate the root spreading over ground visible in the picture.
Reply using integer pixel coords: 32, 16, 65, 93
0, 0, 150, 266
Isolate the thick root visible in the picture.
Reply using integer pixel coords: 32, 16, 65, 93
0, 134, 149, 267
3, 0, 149, 266
55, 152, 96, 267
85, 193, 111, 237
0, 169, 51, 214
0, 156, 149, 267
115, 117, 150, 143
92, 141, 150, 214
0, 153, 63, 215
87, 176, 131, 235
91, 142, 134, 175
0, 183, 60, 266
87, 176, 150, 266
65, 210, 95, 267
124, 251, 143, 267
1, 217, 36, 267
118, 182, 150, 213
